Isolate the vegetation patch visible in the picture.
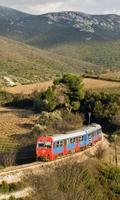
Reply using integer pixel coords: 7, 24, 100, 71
0, 181, 26, 194
25, 159, 120, 200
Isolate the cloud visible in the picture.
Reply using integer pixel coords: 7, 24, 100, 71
0, 0, 120, 15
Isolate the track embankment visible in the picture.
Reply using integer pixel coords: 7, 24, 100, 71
0, 137, 109, 183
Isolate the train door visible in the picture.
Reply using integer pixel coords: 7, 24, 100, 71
85, 131, 89, 146
88, 133, 92, 145
75, 137, 79, 151
64, 139, 67, 155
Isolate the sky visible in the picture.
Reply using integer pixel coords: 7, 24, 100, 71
0, 0, 120, 15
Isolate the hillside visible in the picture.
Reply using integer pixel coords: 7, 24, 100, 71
0, 6, 120, 47
49, 40, 120, 71
0, 36, 99, 84
0, 36, 120, 85
0, 6, 120, 77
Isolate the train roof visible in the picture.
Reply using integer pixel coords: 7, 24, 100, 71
85, 124, 101, 134
51, 124, 101, 142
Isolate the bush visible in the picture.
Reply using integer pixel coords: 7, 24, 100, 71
9, 196, 16, 200
82, 91, 120, 126
34, 74, 85, 113
0, 151, 16, 167
0, 90, 13, 105
71, 101, 80, 111
0, 181, 9, 193
60, 73, 85, 101
95, 144, 106, 160
33, 88, 57, 112
35, 110, 84, 134
44, 87, 57, 111
26, 160, 119, 200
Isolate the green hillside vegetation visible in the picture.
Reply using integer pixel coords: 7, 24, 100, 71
0, 36, 99, 85
49, 40, 120, 72
32, 74, 120, 136
0, 36, 120, 84
26, 160, 120, 200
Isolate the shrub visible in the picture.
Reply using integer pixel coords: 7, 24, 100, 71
71, 101, 80, 111
8, 181, 25, 192
0, 151, 16, 167
33, 74, 85, 113
95, 144, 106, 160
36, 110, 84, 134
1, 181, 9, 193
9, 196, 16, 200
0, 90, 13, 105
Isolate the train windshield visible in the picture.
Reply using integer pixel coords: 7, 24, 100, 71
45, 142, 51, 148
37, 142, 44, 148
37, 141, 52, 148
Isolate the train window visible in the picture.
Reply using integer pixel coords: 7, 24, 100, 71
79, 136, 84, 141
45, 142, 51, 148
56, 141, 60, 148
97, 129, 101, 135
53, 143, 56, 149
88, 134, 92, 139
70, 138, 76, 144
70, 138, 72, 144
37, 142, 44, 148
94, 131, 97, 136
73, 138, 76, 143
60, 141, 63, 147
66, 139, 69, 145
78, 136, 82, 142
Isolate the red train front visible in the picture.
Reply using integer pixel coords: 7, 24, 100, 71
36, 136, 54, 161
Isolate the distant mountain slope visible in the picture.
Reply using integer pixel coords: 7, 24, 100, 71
49, 40, 120, 69
0, 36, 98, 84
0, 7, 120, 47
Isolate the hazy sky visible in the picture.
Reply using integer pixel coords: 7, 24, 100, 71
0, 0, 120, 15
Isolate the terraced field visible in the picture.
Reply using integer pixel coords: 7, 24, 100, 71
0, 107, 39, 137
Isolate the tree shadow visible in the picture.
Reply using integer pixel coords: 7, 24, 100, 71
17, 123, 34, 130
10, 132, 37, 165
16, 144, 36, 165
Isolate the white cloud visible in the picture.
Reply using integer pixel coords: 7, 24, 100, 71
0, 0, 120, 15
27, 2, 64, 14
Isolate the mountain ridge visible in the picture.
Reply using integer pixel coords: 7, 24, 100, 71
0, 6, 120, 47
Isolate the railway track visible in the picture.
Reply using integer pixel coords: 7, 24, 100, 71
0, 139, 108, 180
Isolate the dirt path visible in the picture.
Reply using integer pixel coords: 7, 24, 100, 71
5, 78, 120, 95
6, 81, 53, 94
83, 78, 120, 89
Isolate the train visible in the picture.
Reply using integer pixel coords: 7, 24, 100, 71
36, 123, 102, 161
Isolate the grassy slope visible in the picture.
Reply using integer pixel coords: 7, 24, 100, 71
0, 36, 98, 84
49, 40, 120, 71
0, 36, 120, 84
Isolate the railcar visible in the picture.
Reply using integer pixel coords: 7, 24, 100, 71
36, 124, 102, 161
